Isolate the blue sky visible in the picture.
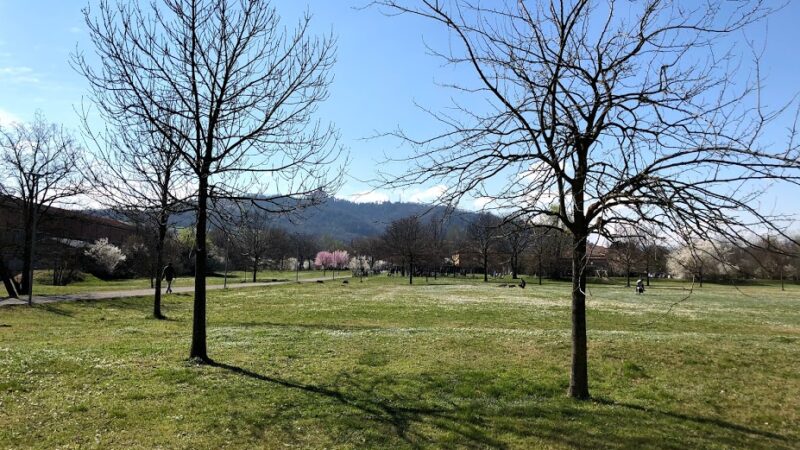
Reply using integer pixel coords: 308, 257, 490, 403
1, 0, 799, 214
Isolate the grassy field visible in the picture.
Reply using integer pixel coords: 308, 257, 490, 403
1, 276, 798, 449
28, 270, 325, 296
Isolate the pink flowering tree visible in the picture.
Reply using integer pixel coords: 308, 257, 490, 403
315, 251, 334, 276
331, 250, 349, 279
332, 250, 349, 269
315, 250, 349, 279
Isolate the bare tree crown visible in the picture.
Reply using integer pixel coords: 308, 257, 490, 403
375, 0, 798, 246
75, 0, 345, 210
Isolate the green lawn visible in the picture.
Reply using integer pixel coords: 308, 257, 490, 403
1, 276, 798, 448
29, 270, 324, 296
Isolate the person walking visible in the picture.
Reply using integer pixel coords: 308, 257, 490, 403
162, 262, 176, 294
636, 278, 645, 295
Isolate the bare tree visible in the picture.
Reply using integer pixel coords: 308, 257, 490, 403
351, 235, 382, 275
425, 212, 450, 279
607, 227, 643, 287
76, 0, 345, 362
466, 213, 502, 282
501, 218, 533, 280
266, 226, 291, 271
83, 115, 192, 319
374, 0, 799, 399
528, 226, 550, 286
236, 210, 272, 283
291, 232, 320, 274
0, 113, 84, 301
383, 215, 428, 284
637, 229, 667, 287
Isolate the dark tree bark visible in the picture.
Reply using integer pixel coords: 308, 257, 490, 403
569, 232, 589, 400
153, 215, 168, 320
510, 253, 518, 280
537, 260, 543, 286
20, 205, 34, 295
191, 177, 209, 361
0, 258, 18, 298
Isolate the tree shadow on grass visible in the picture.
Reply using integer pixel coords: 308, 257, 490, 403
36, 303, 76, 318
207, 360, 794, 449
208, 360, 507, 448
592, 397, 789, 442
233, 321, 382, 332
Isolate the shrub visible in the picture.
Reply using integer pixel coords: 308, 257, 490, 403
84, 238, 127, 277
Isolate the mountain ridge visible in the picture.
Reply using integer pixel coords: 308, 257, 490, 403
90, 197, 481, 242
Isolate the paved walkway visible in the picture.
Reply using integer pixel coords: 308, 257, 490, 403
0, 277, 331, 307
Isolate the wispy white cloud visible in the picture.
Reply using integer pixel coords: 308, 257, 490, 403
67, 26, 82, 34
0, 66, 33, 75
0, 66, 40, 84
407, 184, 446, 203
340, 184, 448, 205
0, 108, 21, 125
472, 196, 492, 210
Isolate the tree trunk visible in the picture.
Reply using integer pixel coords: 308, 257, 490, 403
483, 254, 488, 282
569, 232, 590, 400
646, 258, 651, 287
511, 252, 518, 279
538, 258, 543, 285
20, 204, 34, 296
252, 260, 258, 283
190, 174, 209, 362
153, 220, 167, 320
408, 259, 413, 285
625, 266, 630, 288
0, 258, 18, 298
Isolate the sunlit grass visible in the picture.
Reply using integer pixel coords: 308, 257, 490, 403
1, 276, 798, 448
29, 270, 322, 295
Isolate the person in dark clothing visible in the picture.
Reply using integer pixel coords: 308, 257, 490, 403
162, 262, 176, 293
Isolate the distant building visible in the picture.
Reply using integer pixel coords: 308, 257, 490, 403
0, 195, 135, 271
558, 244, 610, 276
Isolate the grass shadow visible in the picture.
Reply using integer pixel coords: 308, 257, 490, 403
233, 321, 382, 332
36, 303, 76, 318
207, 360, 508, 448
593, 397, 789, 442
204, 360, 793, 448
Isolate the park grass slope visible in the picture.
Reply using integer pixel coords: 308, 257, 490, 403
1, 278, 798, 449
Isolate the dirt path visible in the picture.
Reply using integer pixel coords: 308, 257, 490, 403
0, 277, 332, 307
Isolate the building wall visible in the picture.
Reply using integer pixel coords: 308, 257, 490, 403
0, 196, 135, 270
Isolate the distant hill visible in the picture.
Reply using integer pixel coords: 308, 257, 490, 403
91, 197, 480, 242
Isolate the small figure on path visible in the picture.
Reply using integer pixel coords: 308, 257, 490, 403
162, 262, 175, 294
636, 278, 645, 295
